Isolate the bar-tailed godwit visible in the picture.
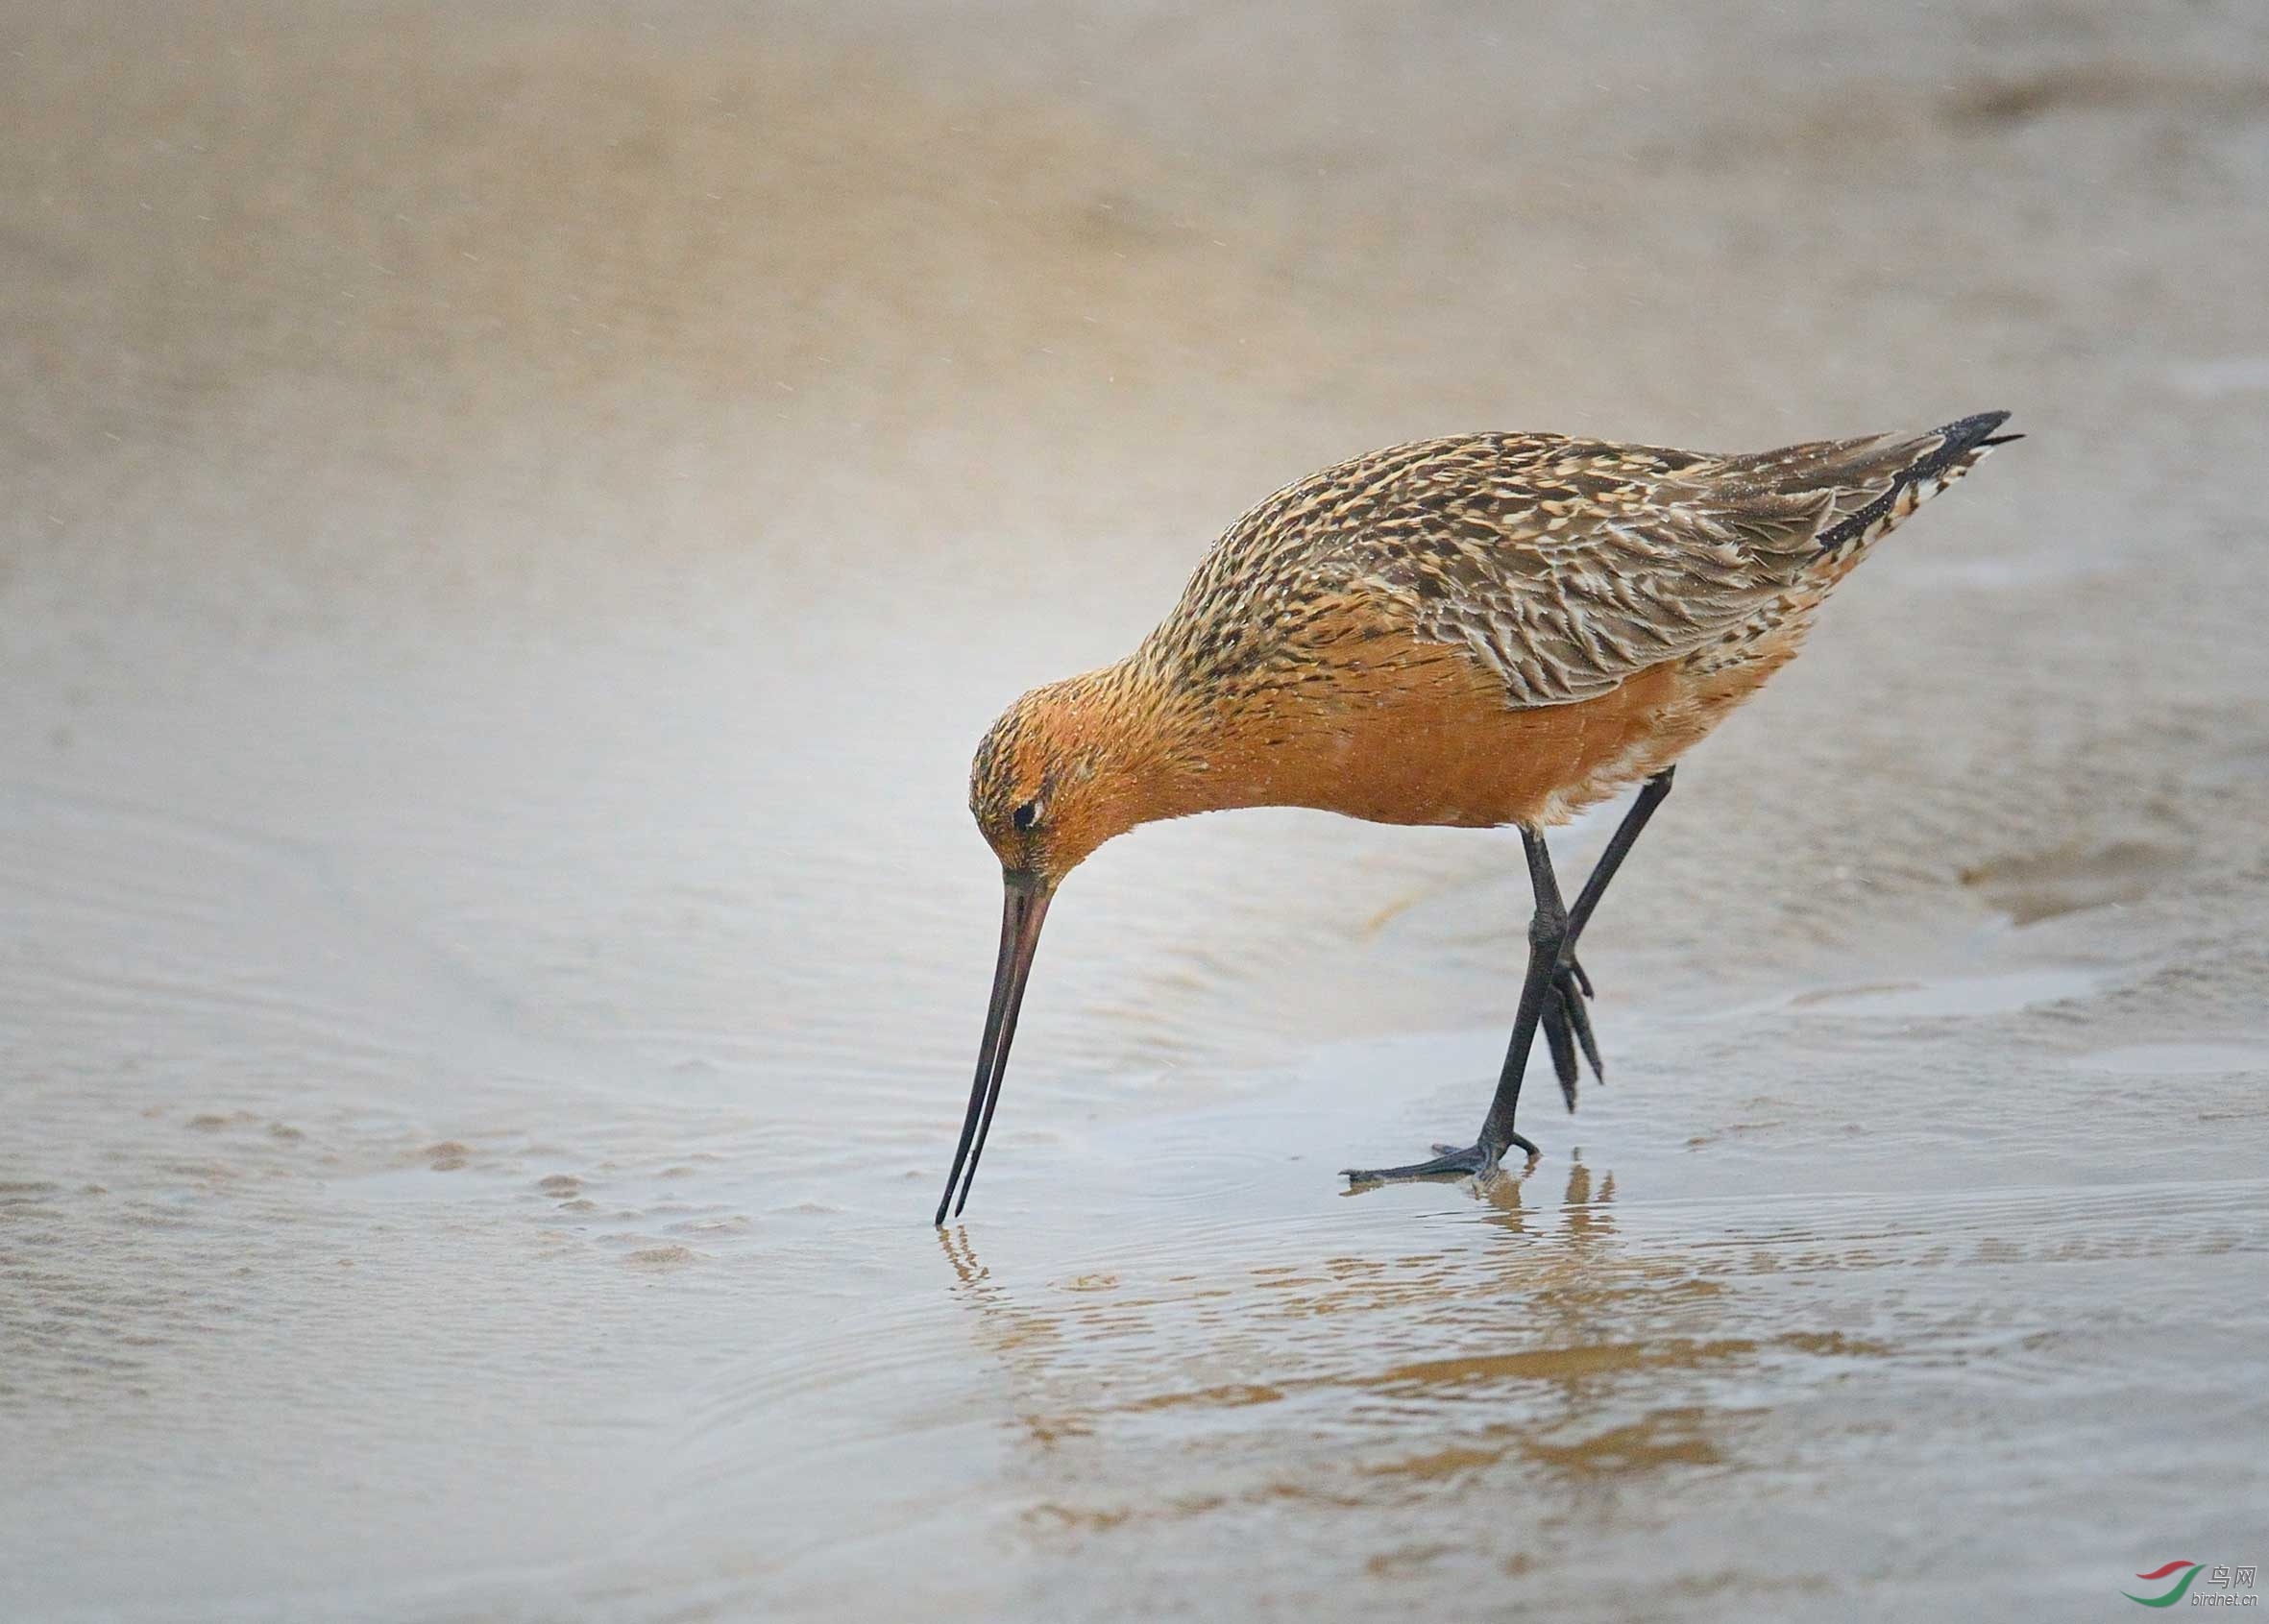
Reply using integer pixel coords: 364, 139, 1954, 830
937, 411, 2017, 1223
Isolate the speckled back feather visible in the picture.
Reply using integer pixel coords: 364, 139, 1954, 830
1137, 412, 2013, 711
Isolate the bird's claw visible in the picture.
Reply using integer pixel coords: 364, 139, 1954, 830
1342, 954, 1597, 1188
1540, 953, 1603, 1110
1343, 1135, 1541, 1186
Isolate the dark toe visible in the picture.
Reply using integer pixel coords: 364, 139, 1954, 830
1344, 1145, 1494, 1183
1346, 1136, 1539, 1185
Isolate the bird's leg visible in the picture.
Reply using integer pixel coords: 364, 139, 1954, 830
1561, 767, 1674, 951
1344, 826, 1567, 1183
1344, 771, 1677, 1186
1537, 766, 1675, 1105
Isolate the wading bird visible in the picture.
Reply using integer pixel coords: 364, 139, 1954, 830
937, 413, 2016, 1224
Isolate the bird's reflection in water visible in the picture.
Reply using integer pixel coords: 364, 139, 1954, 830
933, 1151, 1861, 1561
1462, 1152, 1616, 1243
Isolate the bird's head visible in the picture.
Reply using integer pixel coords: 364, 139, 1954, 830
939, 666, 1191, 1225
966, 672, 1157, 890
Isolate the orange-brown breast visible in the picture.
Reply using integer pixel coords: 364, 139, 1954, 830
1200, 621, 1805, 831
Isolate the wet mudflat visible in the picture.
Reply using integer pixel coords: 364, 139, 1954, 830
5, 1, 2269, 1619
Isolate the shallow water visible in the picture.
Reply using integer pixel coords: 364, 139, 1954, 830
6, 602, 2264, 1623
7, 1, 2269, 1619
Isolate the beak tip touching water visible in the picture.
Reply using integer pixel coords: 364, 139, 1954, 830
934, 871, 1052, 1224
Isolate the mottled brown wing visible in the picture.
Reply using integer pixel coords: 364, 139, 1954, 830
1146, 420, 2009, 709
1291, 421, 2006, 708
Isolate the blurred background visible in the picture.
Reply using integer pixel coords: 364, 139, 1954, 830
5, 2, 2266, 1620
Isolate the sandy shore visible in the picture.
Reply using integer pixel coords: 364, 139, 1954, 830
4, 2, 2267, 1618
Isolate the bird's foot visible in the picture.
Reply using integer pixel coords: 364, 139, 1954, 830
1540, 954, 1603, 1110
1343, 1134, 1540, 1186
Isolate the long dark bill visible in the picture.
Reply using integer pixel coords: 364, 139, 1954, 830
934, 872, 1053, 1225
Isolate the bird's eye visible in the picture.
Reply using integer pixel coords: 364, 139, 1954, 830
1012, 797, 1043, 832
